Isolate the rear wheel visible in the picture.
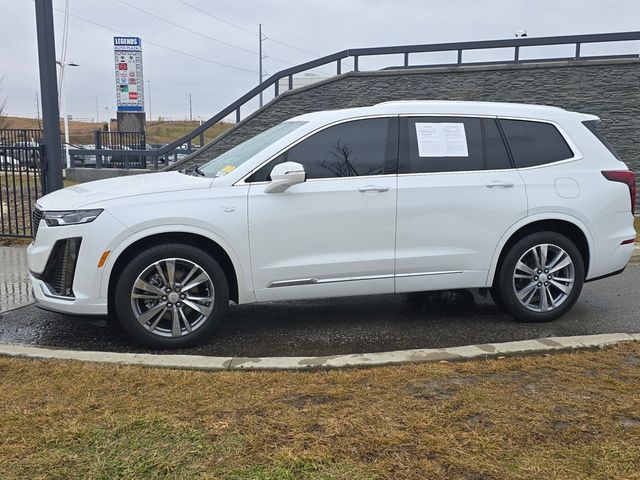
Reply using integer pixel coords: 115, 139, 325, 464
495, 232, 584, 323
115, 243, 229, 348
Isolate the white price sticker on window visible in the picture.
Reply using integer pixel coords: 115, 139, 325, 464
415, 122, 469, 157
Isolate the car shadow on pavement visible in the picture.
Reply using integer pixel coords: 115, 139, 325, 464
0, 289, 518, 357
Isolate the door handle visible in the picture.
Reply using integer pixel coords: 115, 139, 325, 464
485, 180, 514, 188
358, 185, 390, 193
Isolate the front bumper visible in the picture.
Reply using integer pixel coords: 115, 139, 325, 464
27, 210, 130, 316
30, 274, 108, 315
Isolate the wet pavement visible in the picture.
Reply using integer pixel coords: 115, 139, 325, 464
1, 265, 639, 357
0, 247, 31, 313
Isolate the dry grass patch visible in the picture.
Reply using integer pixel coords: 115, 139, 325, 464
0, 343, 639, 479
4, 116, 232, 145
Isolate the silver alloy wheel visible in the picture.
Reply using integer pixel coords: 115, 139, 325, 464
512, 243, 575, 313
130, 258, 215, 338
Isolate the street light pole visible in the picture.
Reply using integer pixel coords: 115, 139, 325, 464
56, 60, 78, 170
104, 106, 112, 132
34, 0, 63, 193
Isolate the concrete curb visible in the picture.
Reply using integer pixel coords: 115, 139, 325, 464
0, 333, 638, 371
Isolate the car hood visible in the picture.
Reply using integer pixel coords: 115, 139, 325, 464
37, 171, 213, 210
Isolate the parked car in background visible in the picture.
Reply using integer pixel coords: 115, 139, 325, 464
12, 141, 41, 168
28, 101, 637, 348
0, 154, 19, 170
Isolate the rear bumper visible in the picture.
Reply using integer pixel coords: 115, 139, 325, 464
584, 266, 626, 283
587, 211, 636, 280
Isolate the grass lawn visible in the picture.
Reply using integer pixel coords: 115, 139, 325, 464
0, 343, 639, 479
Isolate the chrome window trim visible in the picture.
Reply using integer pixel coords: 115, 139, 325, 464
238, 112, 583, 184
236, 114, 398, 186
397, 114, 582, 176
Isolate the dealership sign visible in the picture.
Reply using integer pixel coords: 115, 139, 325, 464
113, 37, 144, 112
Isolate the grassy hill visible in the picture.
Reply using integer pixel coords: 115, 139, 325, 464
3, 116, 232, 146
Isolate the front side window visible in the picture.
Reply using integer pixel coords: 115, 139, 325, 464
199, 121, 307, 178
499, 119, 574, 168
248, 118, 394, 182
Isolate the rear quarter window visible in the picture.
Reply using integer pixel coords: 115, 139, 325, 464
499, 119, 574, 168
582, 120, 622, 161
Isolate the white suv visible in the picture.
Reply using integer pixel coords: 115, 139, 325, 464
28, 101, 637, 348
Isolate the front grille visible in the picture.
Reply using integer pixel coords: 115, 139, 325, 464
38, 238, 82, 297
32, 207, 43, 238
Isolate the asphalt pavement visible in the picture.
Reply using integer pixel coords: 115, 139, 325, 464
1, 265, 638, 357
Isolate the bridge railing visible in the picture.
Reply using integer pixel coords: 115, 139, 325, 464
69, 31, 640, 168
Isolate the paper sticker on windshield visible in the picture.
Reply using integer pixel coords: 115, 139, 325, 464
415, 122, 468, 157
214, 165, 237, 178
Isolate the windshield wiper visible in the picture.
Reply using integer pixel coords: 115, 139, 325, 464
183, 164, 206, 177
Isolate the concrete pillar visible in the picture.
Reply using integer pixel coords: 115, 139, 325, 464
116, 112, 146, 132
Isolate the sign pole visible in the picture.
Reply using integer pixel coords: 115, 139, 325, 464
34, 0, 63, 193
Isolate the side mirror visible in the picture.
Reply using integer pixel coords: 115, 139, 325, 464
264, 161, 306, 193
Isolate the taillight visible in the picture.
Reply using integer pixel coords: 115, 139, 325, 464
602, 170, 636, 215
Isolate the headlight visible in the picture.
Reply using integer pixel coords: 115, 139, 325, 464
43, 209, 103, 226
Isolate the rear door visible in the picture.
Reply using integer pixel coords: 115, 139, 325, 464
395, 116, 528, 292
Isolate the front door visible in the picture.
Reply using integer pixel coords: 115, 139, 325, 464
247, 117, 399, 301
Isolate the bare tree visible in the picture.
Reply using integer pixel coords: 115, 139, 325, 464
0, 76, 8, 129
318, 139, 384, 177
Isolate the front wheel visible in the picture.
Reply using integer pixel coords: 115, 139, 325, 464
114, 243, 229, 348
495, 232, 584, 323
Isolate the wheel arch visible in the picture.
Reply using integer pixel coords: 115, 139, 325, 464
488, 215, 593, 287
105, 230, 243, 317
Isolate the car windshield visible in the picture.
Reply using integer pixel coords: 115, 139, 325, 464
198, 121, 307, 178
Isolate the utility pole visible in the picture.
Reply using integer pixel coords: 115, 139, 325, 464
95, 95, 99, 123
258, 23, 263, 107
189, 93, 192, 121
34, 0, 63, 193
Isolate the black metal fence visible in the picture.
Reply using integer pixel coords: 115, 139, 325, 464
66, 31, 640, 168
71, 131, 148, 169
0, 129, 45, 237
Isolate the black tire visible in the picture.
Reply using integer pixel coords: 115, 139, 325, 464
495, 231, 584, 323
489, 285, 506, 312
114, 243, 229, 348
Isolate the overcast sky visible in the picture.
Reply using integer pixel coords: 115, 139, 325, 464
1, 0, 639, 121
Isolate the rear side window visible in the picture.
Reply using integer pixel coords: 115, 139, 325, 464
499, 119, 574, 168
583, 120, 622, 160
403, 117, 484, 173
399, 117, 512, 173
